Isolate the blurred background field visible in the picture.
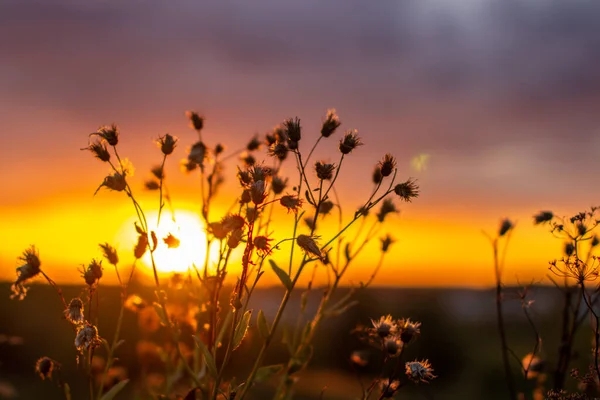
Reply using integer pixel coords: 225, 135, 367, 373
0, 282, 590, 399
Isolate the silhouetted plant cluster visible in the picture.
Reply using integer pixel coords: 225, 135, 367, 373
9, 109, 426, 399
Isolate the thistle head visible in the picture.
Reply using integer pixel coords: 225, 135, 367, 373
405, 360, 436, 383
186, 111, 205, 131
378, 154, 396, 177
339, 130, 362, 154
11, 246, 41, 300
321, 109, 341, 138
394, 179, 419, 202
157, 133, 177, 155
65, 298, 84, 324
315, 161, 335, 181
280, 195, 303, 213
91, 124, 119, 146
35, 357, 58, 380
371, 315, 396, 338
75, 323, 101, 352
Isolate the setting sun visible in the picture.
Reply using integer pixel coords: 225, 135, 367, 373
125, 210, 209, 275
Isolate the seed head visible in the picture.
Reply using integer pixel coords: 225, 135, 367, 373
564, 242, 575, 257
576, 222, 587, 237
498, 218, 514, 237
371, 315, 396, 337
92, 124, 119, 146
380, 235, 395, 253
186, 111, 205, 131
321, 109, 341, 138
280, 195, 303, 213
75, 323, 101, 352
533, 211, 554, 225
339, 130, 362, 154
398, 318, 421, 344
83, 259, 103, 286
393, 179, 419, 202
215, 143, 225, 155
227, 228, 244, 249
377, 199, 399, 223
134, 233, 149, 259
296, 235, 324, 261
372, 166, 383, 184
268, 142, 288, 161
99, 243, 119, 265
283, 117, 302, 142
317, 200, 334, 216
11, 246, 41, 300
35, 357, 57, 380
405, 360, 436, 383
163, 233, 180, 249
145, 180, 160, 190
379, 378, 400, 398
97, 172, 127, 195
65, 298, 84, 324
222, 214, 246, 232
271, 175, 288, 195
315, 161, 336, 181
188, 141, 207, 165
384, 336, 402, 356
157, 133, 177, 155
251, 180, 268, 205
84, 140, 111, 162
254, 236, 274, 256
378, 154, 396, 177
246, 135, 262, 151
249, 165, 272, 183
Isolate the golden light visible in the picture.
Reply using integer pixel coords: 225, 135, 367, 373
130, 210, 209, 275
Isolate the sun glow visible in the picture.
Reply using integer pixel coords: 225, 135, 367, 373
137, 210, 209, 275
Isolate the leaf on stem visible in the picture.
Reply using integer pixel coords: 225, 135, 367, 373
254, 364, 284, 383
269, 260, 292, 290
192, 336, 218, 377
257, 310, 270, 340
233, 310, 252, 350
100, 379, 129, 400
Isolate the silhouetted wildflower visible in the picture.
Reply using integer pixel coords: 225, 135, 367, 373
186, 111, 204, 131
315, 161, 335, 181
11, 246, 41, 300
157, 133, 177, 155
339, 130, 362, 154
394, 179, 419, 202
99, 243, 119, 265
321, 109, 341, 138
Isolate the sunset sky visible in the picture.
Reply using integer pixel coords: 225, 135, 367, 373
1, 0, 600, 287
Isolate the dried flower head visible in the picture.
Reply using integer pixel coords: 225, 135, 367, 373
379, 154, 396, 177
188, 141, 208, 165
134, 233, 149, 259
82, 259, 103, 286
99, 243, 119, 265
249, 165, 272, 183
92, 124, 119, 146
280, 195, 303, 213
163, 233, 180, 249
250, 180, 268, 205
498, 218, 514, 237
65, 298, 84, 324
222, 214, 246, 232
96, 172, 127, 194
186, 111, 205, 131
315, 161, 336, 181
254, 236, 274, 256
227, 228, 244, 249
145, 180, 159, 190
11, 246, 41, 300
379, 378, 400, 398
241, 153, 256, 167
405, 360, 436, 383
296, 235, 324, 261
533, 210, 554, 225
75, 323, 101, 352
84, 140, 111, 162
398, 318, 421, 344
339, 130, 362, 154
372, 165, 383, 184
35, 357, 57, 380
321, 109, 341, 138
394, 179, 419, 202
384, 336, 402, 356
317, 200, 335, 216
377, 198, 399, 222
246, 135, 262, 151
157, 133, 177, 155
268, 142, 288, 161
283, 117, 302, 142
371, 315, 396, 338
271, 175, 288, 195
380, 235, 395, 253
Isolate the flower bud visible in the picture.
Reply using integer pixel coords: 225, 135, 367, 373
157, 134, 177, 155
